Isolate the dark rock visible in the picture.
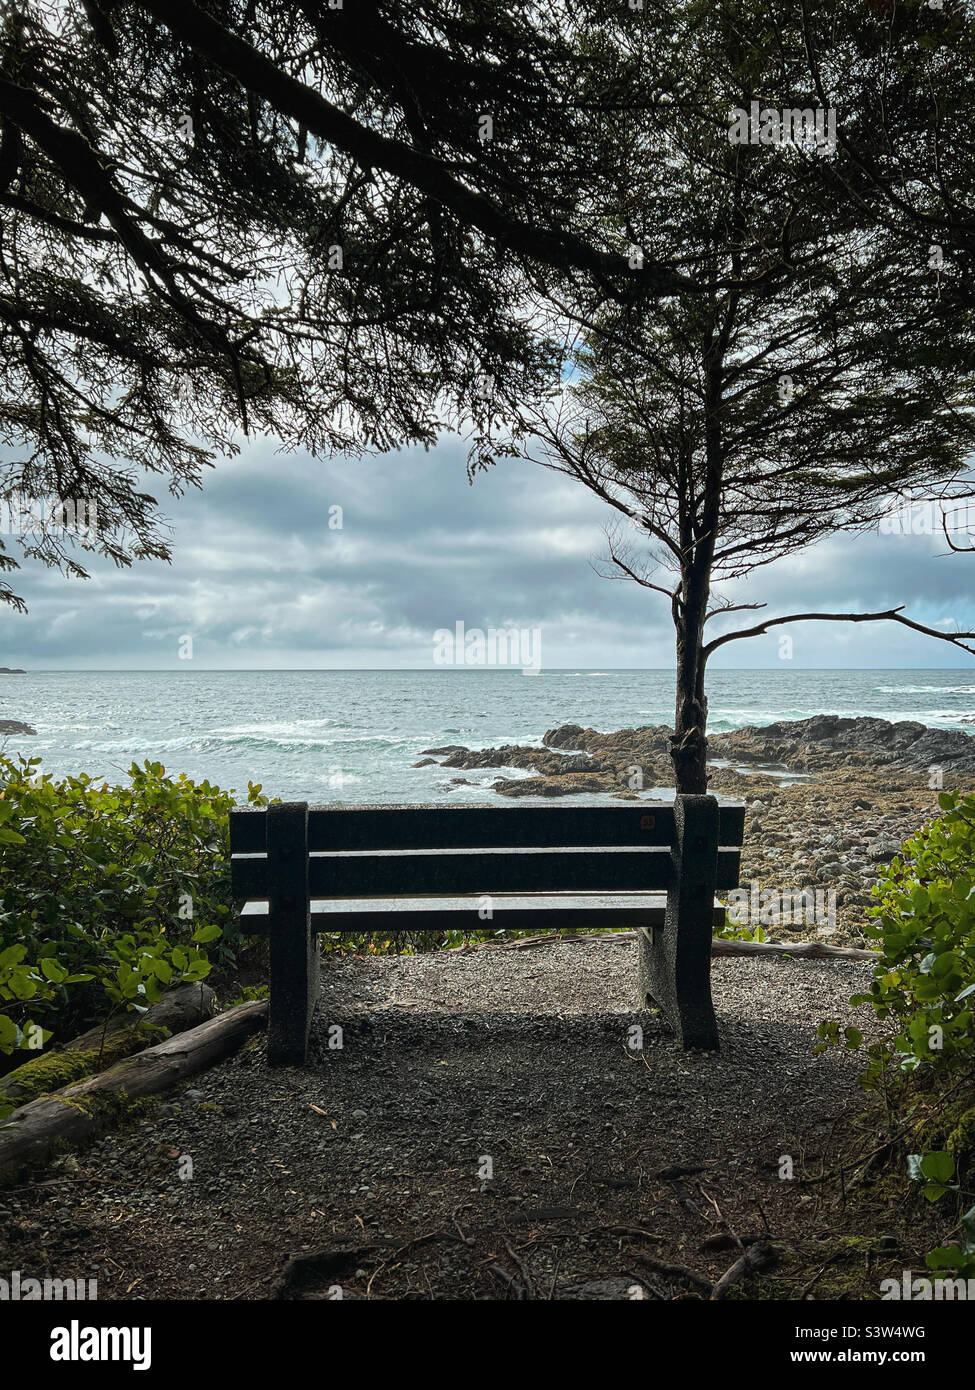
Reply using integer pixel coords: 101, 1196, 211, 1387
713, 715, 974, 774
0, 719, 35, 735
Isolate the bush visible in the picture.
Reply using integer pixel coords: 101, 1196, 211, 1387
0, 753, 269, 1056
850, 789, 975, 1082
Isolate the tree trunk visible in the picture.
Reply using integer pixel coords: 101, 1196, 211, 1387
671, 564, 711, 794
670, 332, 725, 795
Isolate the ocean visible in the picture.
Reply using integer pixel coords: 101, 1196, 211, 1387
1, 668, 974, 804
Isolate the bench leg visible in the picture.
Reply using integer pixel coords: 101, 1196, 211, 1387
267, 802, 318, 1065
638, 794, 720, 1050
268, 914, 319, 1066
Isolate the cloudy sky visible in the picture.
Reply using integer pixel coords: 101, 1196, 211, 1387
2, 432, 974, 671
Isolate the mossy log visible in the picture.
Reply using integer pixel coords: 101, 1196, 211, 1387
0, 984, 218, 1108
0, 999, 267, 1182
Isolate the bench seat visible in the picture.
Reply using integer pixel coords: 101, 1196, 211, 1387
239, 891, 728, 934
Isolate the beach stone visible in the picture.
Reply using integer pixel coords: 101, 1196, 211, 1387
817, 863, 846, 880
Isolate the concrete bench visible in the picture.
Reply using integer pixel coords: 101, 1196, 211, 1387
229, 795, 745, 1064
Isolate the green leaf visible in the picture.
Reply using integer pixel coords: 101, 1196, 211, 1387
926, 1246, 966, 1270
920, 1152, 955, 1184
191, 924, 222, 943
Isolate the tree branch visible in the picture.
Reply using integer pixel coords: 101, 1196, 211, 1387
703, 606, 975, 658
137, 0, 690, 299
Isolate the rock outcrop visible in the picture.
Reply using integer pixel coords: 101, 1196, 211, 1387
0, 719, 35, 735
417, 715, 975, 799
712, 714, 975, 776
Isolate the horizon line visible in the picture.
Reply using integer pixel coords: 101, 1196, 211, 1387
5, 665, 975, 675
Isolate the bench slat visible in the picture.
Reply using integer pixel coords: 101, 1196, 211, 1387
238, 892, 728, 934
231, 845, 740, 897
229, 801, 745, 853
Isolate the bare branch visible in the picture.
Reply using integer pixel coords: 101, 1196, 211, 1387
703, 607, 975, 659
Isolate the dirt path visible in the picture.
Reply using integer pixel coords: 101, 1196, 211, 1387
1, 939, 890, 1300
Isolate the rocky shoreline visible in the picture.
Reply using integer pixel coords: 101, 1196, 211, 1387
415, 715, 975, 947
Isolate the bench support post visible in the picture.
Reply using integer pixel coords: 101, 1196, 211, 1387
267, 801, 317, 1065
639, 794, 720, 1050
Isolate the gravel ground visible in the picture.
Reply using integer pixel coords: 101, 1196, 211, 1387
0, 937, 883, 1301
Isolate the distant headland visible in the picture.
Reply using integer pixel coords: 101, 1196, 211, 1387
0, 667, 26, 674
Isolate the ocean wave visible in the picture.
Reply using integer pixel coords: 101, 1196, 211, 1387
875, 685, 975, 695
72, 732, 409, 756
209, 719, 335, 737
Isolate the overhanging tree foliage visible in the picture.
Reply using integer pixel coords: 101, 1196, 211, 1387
0, 0, 698, 609
495, 2, 975, 793
2, 0, 973, 625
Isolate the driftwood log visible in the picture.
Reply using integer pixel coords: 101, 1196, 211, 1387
0, 999, 267, 1182
0, 983, 218, 1108
709, 937, 875, 961
490, 931, 876, 961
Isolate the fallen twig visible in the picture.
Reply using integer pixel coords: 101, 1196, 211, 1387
711, 1240, 777, 1300
637, 1256, 713, 1295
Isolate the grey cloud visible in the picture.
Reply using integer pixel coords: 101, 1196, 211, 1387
1, 436, 974, 670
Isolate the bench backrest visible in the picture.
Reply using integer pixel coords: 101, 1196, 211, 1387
230, 801, 745, 900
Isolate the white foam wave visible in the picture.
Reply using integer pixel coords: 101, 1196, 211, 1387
875, 686, 975, 695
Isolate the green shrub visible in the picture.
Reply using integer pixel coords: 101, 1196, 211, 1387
849, 789, 975, 1082
0, 753, 269, 1058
